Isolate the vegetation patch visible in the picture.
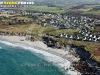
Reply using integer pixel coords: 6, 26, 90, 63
21, 6, 69, 14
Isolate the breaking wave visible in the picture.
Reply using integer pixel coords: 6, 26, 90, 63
0, 40, 81, 75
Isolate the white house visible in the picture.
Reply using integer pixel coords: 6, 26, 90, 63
82, 37, 87, 41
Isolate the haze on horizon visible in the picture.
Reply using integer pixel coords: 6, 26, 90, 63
0, 0, 100, 4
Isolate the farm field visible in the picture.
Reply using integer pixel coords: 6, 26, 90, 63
21, 6, 69, 14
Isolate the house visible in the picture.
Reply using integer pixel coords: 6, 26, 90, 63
97, 35, 100, 41
93, 35, 96, 39
82, 32, 85, 35
73, 35, 77, 40
43, 23, 48, 27
73, 35, 80, 40
50, 19, 55, 24
89, 34, 93, 38
69, 35, 73, 39
88, 37, 92, 41
65, 34, 68, 38
77, 36, 80, 40
92, 38, 97, 42
82, 37, 87, 41
78, 30, 82, 34
85, 33, 89, 37
67, 35, 71, 39
42, 19, 46, 22
59, 34, 63, 38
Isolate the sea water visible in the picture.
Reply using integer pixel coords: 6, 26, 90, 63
0, 39, 80, 75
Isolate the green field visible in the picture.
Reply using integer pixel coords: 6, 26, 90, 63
12, 16, 32, 20
82, 10, 100, 15
21, 6, 69, 14
1, 16, 33, 23
70, 4, 100, 15
79, 4, 100, 15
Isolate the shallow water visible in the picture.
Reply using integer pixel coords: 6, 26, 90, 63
0, 41, 67, 75
0, 39, 80, 75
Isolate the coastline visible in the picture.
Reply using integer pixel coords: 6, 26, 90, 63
0, 35, 81, 75
0, 35, 80, 62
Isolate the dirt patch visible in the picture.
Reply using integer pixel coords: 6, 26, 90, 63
94, 48, 100, 56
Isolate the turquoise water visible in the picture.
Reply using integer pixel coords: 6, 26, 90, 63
0, 42, 66, 75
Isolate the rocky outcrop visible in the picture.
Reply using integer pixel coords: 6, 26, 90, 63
73, 61, 97, 75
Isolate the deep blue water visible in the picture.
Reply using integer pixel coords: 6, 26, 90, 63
0, 42, 66, 75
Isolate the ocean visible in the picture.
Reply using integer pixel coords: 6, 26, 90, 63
0, 39, 80, 75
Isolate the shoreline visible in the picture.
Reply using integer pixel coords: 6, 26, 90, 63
0, 35, 80, 62
0, 35, 81, 75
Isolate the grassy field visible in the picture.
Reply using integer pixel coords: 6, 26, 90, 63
79, 4, 100, 15
12, 16, 32, 20
0, 22, 78, 36
82, 10, 100, 15
0, 13, 22, 17
0, 15, 33, 23
0, 14, 15, 17
43, 28, 78, 35
71, 4, 100, 15
21, 6, 69, 14
0, 24, 31, 33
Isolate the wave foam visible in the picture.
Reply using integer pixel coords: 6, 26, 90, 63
0, 47, 2, 49
0, 40, 81, 75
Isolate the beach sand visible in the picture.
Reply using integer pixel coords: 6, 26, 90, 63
0, 36, 80, 62
0, 35, 82, 75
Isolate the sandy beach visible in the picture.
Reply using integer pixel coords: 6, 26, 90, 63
0, 35, 82, 75
0, 35, 80, 62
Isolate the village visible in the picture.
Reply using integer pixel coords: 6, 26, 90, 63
22, 10, 100, 43
0, 9, 100, 43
